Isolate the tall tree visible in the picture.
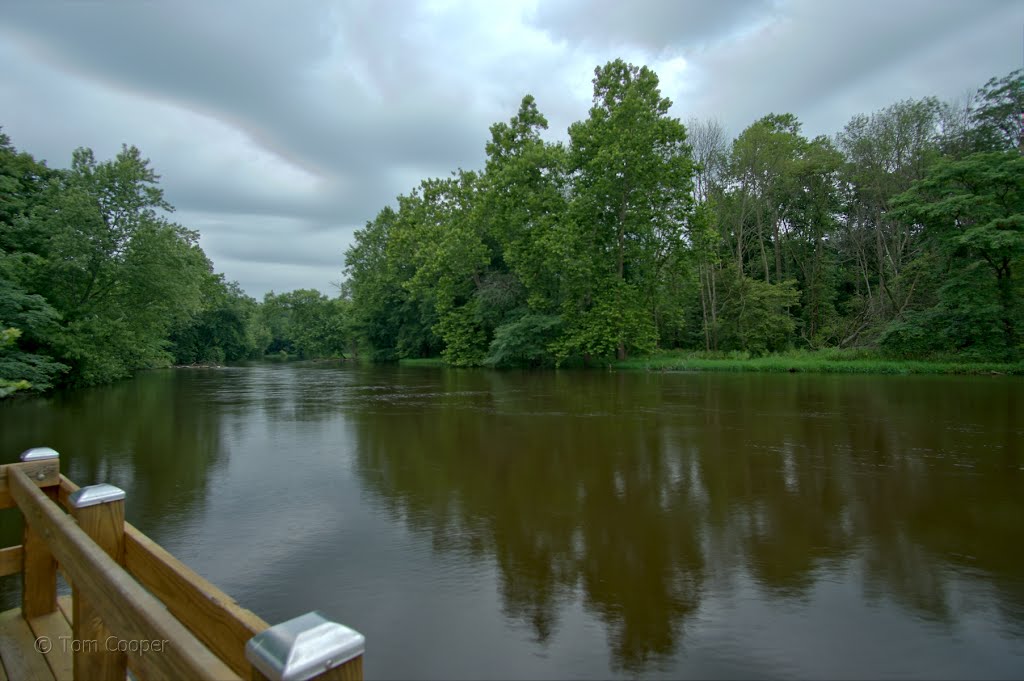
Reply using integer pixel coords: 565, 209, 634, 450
13, 145, 210, 385
890, 151, 1024, 358
835, 98, 943, 343
966, 69, 1024, 153
479, 95, 569, 366
562, 59, 694, 362
727, 113, 804, 284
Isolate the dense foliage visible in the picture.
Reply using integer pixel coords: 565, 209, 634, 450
0, 136, 350, 395
3, 61, 1020, 395
343, 63, 1023, 366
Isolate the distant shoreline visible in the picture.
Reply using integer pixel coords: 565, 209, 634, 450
396, 352, 1024, 376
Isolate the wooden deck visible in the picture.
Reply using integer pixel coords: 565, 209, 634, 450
0, 450, 365, 681
0, 595, 76, 681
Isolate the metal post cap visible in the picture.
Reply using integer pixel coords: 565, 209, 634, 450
68, 483, 126, 508
246, 611, 365, 681
20, 447, 60, 461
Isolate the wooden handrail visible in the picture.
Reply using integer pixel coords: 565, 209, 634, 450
0, 545, 23, 578
9, 466, 240, 681
4, 460, 364, 681
58, 475, 270, 678
0, 458, 61, 509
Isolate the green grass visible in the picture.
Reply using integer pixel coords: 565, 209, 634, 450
615, 349, 1024, 376
398, 357, 447, 367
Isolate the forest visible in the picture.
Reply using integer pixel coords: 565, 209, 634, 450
1, 61, 1022, 395
344, 61, 1023, 367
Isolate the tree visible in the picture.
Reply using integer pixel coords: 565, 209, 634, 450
563, 59, 694, 362
168, 276, 266, 364
478, 96, 570, 366
339, 64, 1024, 366
727, 113, 804, 284
966, 69, 1024, 153
835, 98, 943, 344
785, 136, 845, 345
259, 289, 350, 359
4, 144, 211, 386
0, 272, 68, 392
890, 151, 1024, 358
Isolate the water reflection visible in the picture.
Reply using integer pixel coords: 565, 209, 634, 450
0, 365, 1021, 678
350, 369, 1024, 671
0, 370, 228, 548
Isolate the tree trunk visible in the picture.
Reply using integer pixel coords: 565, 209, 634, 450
699, 262, 711, 351
998, 261, 1017, 352
773, 218, 783, 283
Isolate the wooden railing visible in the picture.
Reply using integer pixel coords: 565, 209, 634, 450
0, 450, 365, 681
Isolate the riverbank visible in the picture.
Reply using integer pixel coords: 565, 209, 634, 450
397, 351, 1024, 375
615, 350, 1024, 375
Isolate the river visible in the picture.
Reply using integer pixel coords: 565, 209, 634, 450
1, 363, 1022, 679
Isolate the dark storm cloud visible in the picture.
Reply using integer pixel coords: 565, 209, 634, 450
3, 1, 485, 177
2, 0, 1020, 297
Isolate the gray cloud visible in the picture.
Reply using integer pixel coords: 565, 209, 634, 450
675, 0, 1023, 137
2, 0, 1020, 298
530, 0, 777, 51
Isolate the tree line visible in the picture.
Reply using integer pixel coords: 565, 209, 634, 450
0, 140, 349, 395
3, 60, 1021, 395
343, 61, 1023, 366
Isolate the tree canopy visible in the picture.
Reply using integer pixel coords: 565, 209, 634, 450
342, 63, 1023, 366
4, 63, 1021, 396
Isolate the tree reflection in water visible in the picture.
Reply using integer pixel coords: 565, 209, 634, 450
351, 369, 1024, 672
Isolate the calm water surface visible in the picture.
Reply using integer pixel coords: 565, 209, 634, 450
1, 364, 1022, 679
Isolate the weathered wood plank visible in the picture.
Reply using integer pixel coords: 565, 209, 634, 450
56, 596, 73, 628
320, 655, 364, 681
67, 473, 270, 677
57, 476, 78, 511
0, 608, 56, 681
27, 611, 73, 681
0, 461, 61, 509
23, 488, 59, 618
9, 467, 240, 681
71, 494, 127, 681
125, 525, 269, 678
0, 546, 22, 579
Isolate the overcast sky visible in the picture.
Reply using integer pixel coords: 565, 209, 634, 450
2, 0, 1022, 299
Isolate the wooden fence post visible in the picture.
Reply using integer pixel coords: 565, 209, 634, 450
69, 483, 127, 681
246, 611, 364, 681
19, 448, 60, 619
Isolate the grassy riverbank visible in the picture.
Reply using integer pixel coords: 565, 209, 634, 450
615, 349, 1024, 375
398, 350, 1023, 375
397, 357, 447, 367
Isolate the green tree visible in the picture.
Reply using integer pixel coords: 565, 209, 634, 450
785, 136, 845, 346
395, 172, 490, 366
168, 275, 266, 364
481, 96, 569, 314
0, 273, 69, 392
563, 59, 694, 362
835, 98, 943, 343
3, 145, 211, 386
715, 269, 800, 355
478, 96, 571, 366
726, 113, 804, 284
0, 328, 30, 397
966, 69, 1024, 153
890, 151, 1024, 358
259, 289, 350, 359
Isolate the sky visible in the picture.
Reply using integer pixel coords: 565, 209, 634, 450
2, 0, 1022, 299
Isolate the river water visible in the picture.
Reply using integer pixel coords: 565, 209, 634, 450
1, 364, 1022, 679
